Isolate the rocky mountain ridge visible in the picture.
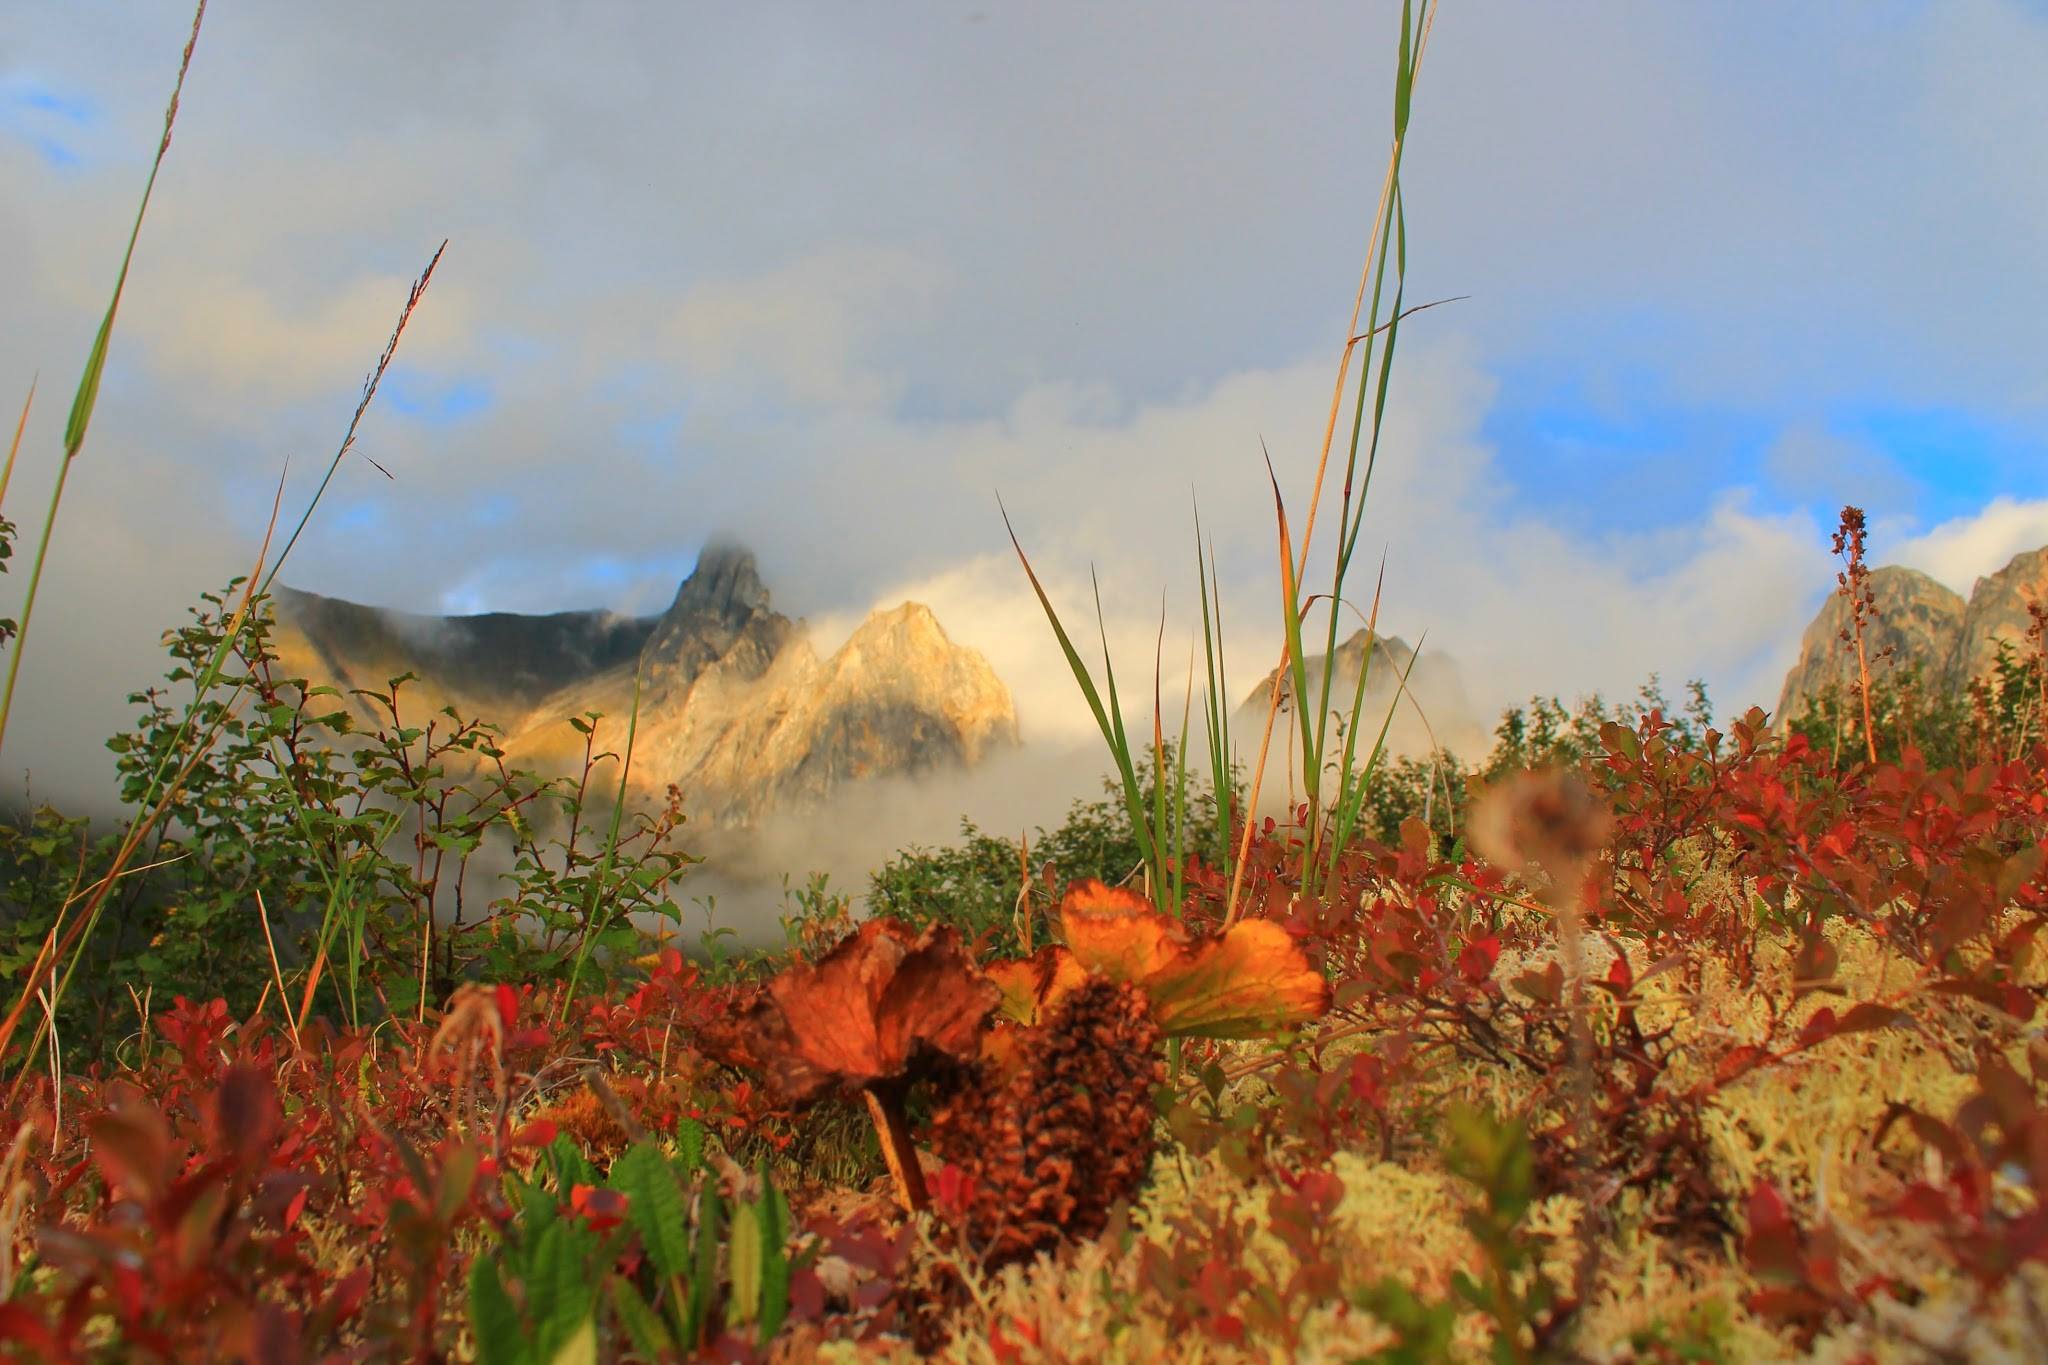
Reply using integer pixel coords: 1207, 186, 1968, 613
1775, 544, 2048, 724
270, 543, 1018, 827
1234, 628, 1488, 770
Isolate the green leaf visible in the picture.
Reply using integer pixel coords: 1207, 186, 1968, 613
609, 1142, 691, 1279
528, 1219, 601, 1362
544, 1318, 597, 1365
675, 1116, 705, 1175
686, 1169, 724, 1347
757, 1166, 792, 1344
546, 1134, 599, 1192
608, 1277, 675, 1359
728, 1199, 763, 1327
435, 1143, 481, 1223
468, 1254, 527, 1365
1394, 0, 1414, 141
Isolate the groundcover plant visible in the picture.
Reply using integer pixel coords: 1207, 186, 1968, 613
4, 2, 2047, 1361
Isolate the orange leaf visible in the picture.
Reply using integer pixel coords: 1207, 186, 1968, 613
1146, 918, 1332, 1039
986, 947, 1089, 1027
1058, 879, 1189, 983
1051, 879, 1330, 1039
695, 918, 997, 1107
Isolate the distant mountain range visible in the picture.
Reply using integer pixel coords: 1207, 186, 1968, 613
1776, 545, 2048, 724
267, 537, 2042, 834
270, 543, 1018, 827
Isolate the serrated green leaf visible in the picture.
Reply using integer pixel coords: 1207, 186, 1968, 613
529, 1219, 600, 1362
609, 1142, 691, 1279
674, 1116, 705, 1175
686, 1170, 723, 1347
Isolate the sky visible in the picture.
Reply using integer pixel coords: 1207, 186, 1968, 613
4, 0, 2048, 828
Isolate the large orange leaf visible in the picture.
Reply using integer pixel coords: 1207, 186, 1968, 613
694, 918, 997, 1107
1046, 879, 1330, 1039
1144, 918, 1333, 1039
1059, 880, 1190, 983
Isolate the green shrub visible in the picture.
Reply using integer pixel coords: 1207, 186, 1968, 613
0, 579, 698, 1055
866, 743, 1229, 954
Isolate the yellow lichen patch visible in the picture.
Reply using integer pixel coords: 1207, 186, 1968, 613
1328, 1153, 1477, 1294
1701, 1011, 1976, 1211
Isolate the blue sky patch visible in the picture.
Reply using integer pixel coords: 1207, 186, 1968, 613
384, 369, 495, 425
1479, 363, 1775, 536
2, 76, 95, 169
1827, 404, 2048, 523
615, 411, 684, 453
325, 501, 387, 536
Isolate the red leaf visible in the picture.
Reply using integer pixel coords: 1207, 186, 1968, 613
930, 1163, 977, 1224
212, 1063, 281, 1174
1834, 1003, 1903, 1036
321, 1268, 372, 1325
1891, 1185, 1950, 1224
1798, 1008, 1839, 1050
1457, 935, 1501, 986
571, 1183, 630, 1232
511, 1119, 560, 1148
88, 1095, 172, 1205
1716, 1044, 1767, 1085
0, 1303, 62, 1354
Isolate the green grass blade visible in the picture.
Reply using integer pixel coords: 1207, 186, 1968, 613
1151, 596, 1169, 899
1329, 630, 1427, 873
1001, 500, 1154, 882
1170, 641, 1194, 917
1264, 454, 1316, 834
1201, 534, 1234, 875
0, 3, 207, 759
64, 3, 205, 459
1092, 568, 1158, 881
1395, 0, 1415, 140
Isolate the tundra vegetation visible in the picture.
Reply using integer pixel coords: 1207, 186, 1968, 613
4, 3, 2048, 1360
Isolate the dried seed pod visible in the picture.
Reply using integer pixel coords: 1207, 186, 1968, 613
931, 976, 1164, 1265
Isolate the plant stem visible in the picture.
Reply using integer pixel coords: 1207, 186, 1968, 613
862, 1084, 928, 1213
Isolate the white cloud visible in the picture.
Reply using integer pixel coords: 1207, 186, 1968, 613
1894, 496, 2048, 594
768, 338, 1832, 756
668, 247, 944, 410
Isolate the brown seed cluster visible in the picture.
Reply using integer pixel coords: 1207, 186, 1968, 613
531, 1083, 633, 1169
931, 976, 1164, 1266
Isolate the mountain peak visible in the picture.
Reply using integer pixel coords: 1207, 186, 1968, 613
847, 600, 946, 646
665, 539, 770, 621
1771, 550, 2048, 728
266, 548, 1018, 831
